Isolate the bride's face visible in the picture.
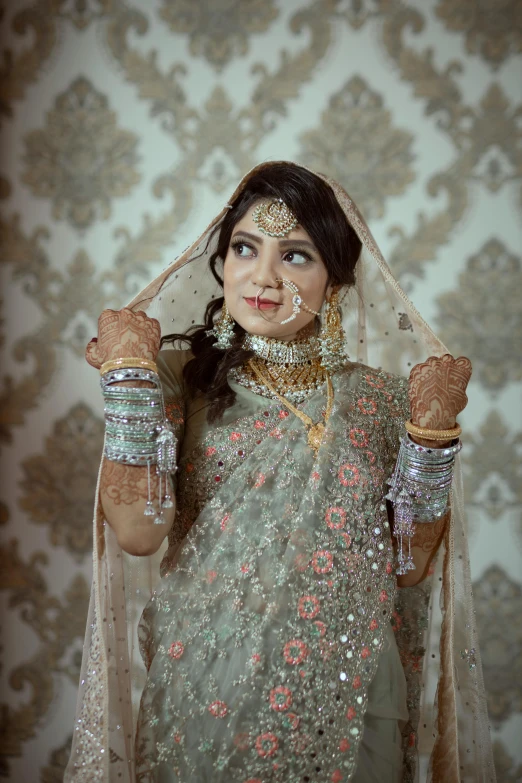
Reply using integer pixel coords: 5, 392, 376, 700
223, 201, 332, 341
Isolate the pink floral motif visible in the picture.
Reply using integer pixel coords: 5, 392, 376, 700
298, 595, 320, 619
332, 770, 343, 782
168, 641, 184, 659
325, 506, 346, 530
379, 590, 388, 603
294, 553, 309, 572
391, 611, 403, 632
312, 620, 327, 637
220, 514, 231, 532
282, 712, 300, 730
338, 532, 352, 549
365, 450, 376, 464
408, 731, 416, 748
312, 550, 333, 574
349, 428, 369, 448
244, 779, 262, 783
269, 427, 282, 438
254, 473, 265, 488
352, 676, 362, 689
205, 446, 217, 457
365, 373, 384, 389
173, 732, 182, 743
251, 653, 261, 664
206, 570, 217, 584
240, 563, 250, 573
208, 700, 228, 718
269, 685, 293, 712
255, 732, 279, 757
279, 410, 289, 419
311, 470, 320, 483
234, 732, 250, 750
386, 562, 393, 574
338, 463, 360, 487
283, 639, 309, 665
346, 706, 356, 720
254, 420, 265, 429
361, 647, 370, 659
357, 397, 377, 415
339, 737, 350, 752
230, 432, 241, 441
369, 618, 379, 631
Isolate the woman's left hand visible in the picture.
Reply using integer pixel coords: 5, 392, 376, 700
408, 354, 472, 429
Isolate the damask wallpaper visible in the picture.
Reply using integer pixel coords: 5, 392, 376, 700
0, 1, 520, 780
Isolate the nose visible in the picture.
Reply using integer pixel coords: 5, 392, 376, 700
250, 246, 280, 290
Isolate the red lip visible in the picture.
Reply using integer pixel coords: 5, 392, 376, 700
244, 297, 282, 309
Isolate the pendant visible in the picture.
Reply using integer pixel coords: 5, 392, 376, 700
307, 422, 325, 455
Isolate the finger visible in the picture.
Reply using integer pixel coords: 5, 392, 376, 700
85, 338, 102, 369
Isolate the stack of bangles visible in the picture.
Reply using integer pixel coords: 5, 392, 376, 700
386, 420, 462, 575
100, 357, 177, 524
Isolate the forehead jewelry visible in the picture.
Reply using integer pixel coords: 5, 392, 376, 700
276, 278, 321, 325
252, 198, 298, 237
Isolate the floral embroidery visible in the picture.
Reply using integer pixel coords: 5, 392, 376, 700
332, 770, 343, 782
364, 373, 384, 389
379, 590, 388, 602
165, 398, 184, 425
298, 595, 321, 619
325, 506, 347, 529
346, 706, 356, 720
338, 532, 352, 549
352, 676, 362, 689
278, 410, 289, 419
208, 700, 228, 718
220, 514, 231, 531
206, 446, 217, 457
253, 473, 265, 488
168, 641, 184, 659
240, 563, 250, 574
206, 570, 217, 583
312, 550, 333, 574
369, 619, 379, 631
361, 647, 370, 659
338, 463, 360, 486
349, 427, 369, 447
339, 737, 350, 751
294, 553, 309, 572
391, 611, 402, 632
251, 653, 261, 664
233, 732, 250, 750
282, 712, 300, 730
311, 620, 327, 637
283, 639, 309, 665
269, 685, 293, 712
230, 432, 241, 441
254, 420, 265, 429
357, 397, 377, 415
255, 732, 279, 757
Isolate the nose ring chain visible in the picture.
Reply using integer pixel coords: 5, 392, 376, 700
275, 278, 321, 325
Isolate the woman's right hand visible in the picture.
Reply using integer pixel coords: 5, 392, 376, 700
85, 308, 161, 369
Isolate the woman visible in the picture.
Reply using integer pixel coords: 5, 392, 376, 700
65, 162, 494, 782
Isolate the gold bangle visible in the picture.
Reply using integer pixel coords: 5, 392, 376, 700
100, 357, 158, 376
404, 419, 462, 441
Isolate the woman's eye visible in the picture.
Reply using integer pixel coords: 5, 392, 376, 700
233, 242, 255, 258
284, 251, 311, 265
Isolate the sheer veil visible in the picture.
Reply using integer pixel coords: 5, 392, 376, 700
65, 162, 494, 782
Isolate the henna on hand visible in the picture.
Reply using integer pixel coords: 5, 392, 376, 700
409, 354, 472, 430
410, 511, 449, 553
85, 307, 161, 369
100, 460, 160, 507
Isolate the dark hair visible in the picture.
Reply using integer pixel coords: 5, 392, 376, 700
161, 163, 362, 422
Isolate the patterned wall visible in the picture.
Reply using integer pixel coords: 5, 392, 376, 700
0, 1, 520, 780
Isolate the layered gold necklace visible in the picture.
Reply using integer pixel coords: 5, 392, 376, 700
231, 333, 335, 457
232, 333, 325, 404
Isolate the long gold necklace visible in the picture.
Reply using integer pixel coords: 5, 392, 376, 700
249, 359, 334, 457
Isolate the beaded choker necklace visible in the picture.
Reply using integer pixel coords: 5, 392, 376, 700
231, 333, 325, 403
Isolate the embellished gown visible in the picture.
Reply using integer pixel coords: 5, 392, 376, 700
135, 349, 412, 783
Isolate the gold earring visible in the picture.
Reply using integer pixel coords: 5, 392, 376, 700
207, 300, 235, 350
318, 289, 348, 372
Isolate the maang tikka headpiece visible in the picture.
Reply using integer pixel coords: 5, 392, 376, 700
252, 198, 298, 237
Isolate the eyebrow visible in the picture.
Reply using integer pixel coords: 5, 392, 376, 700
231, 230, 318, 253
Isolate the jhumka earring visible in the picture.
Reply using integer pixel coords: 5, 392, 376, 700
318, 288, 349, 373
207, 300, 235, 350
